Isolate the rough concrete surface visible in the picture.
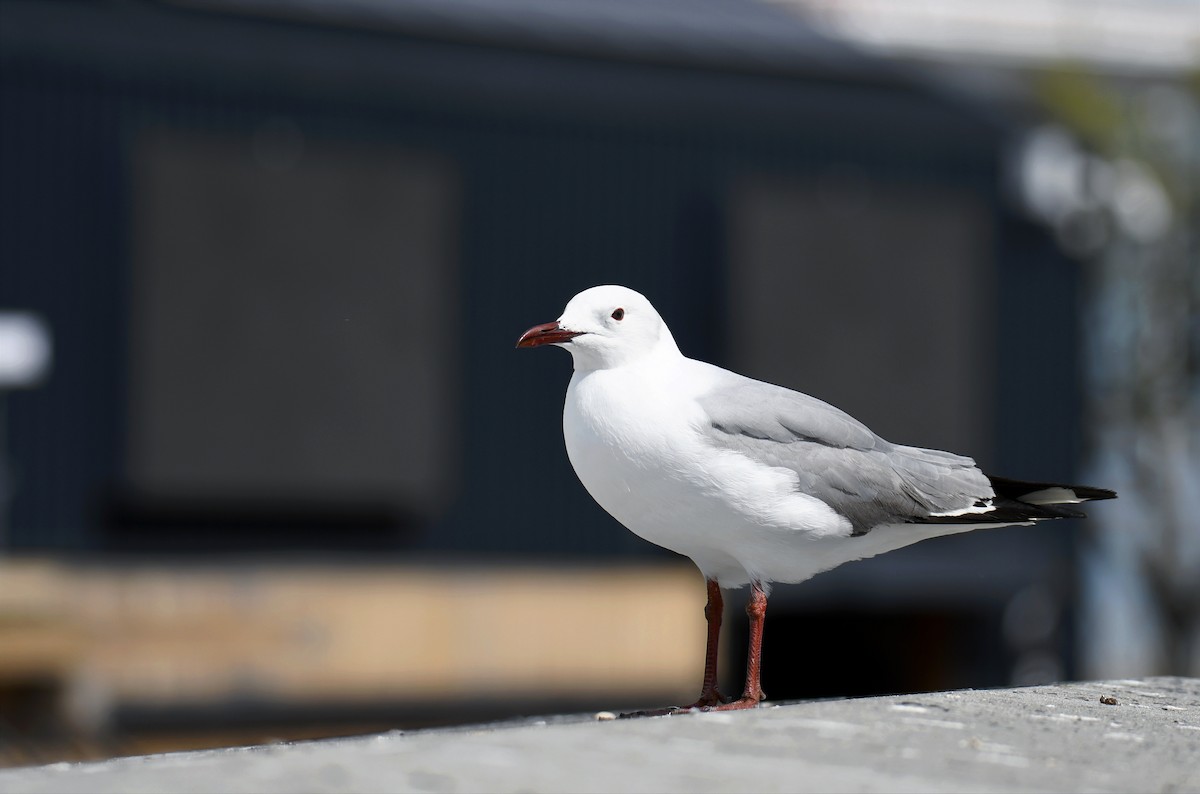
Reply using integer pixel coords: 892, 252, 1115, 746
1, 677, 1197, 794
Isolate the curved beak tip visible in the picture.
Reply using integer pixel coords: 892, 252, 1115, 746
516, 321, 583, 349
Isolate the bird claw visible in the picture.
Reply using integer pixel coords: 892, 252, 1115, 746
617, 689, 733, 718
618, 705, 686, 718
691, 689, 731, 708
698, 696, 764, 712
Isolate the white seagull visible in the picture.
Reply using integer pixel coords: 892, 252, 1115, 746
516, 285, 1115, 714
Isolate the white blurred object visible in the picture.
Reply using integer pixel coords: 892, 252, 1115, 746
1110, 158, 1172, 242
1014, 127, 1090, 224
777, 0, 1200, 74
1009, 125, 1172, 256
0, 312, 52, 389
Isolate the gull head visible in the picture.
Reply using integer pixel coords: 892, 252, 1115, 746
515, 285, 679, 371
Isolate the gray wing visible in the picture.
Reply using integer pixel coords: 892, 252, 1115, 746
697, 373, 994, 535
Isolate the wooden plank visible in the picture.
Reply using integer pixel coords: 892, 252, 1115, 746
0, 561, 707, 707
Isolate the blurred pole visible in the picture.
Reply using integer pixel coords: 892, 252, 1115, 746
0, 393, 6, 549
0, 312, 53, 550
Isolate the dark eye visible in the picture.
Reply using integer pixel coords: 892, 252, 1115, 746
611, 308, 625, 321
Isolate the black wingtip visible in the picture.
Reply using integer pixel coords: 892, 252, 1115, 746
915, 500, 1088, 525
910, 475, 1116, 527
1072, 485, 1118, 501
988, 475, 1117, 504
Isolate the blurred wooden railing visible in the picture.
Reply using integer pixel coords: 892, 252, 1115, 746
0, 558, 704, 764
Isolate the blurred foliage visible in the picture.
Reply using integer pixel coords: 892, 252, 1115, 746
1032, 67, 1128, 152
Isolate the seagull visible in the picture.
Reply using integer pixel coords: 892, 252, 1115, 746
516, 284, 1115, 715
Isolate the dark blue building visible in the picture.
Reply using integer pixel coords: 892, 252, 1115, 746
1, 0, 1084, 701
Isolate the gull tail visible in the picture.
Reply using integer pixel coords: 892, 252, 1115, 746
919, 475, 1117, 524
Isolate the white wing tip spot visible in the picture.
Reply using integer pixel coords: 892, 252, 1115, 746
1019, 487, 1083, 505
930, 499, 996, 518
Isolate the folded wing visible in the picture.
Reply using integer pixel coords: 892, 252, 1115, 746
697, 372, 1114, 535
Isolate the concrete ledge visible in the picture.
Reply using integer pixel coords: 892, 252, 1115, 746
2, 677, 1197, 793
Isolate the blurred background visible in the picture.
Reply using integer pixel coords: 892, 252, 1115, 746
1, 0, 1197, 767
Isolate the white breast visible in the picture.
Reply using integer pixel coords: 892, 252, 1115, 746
561, 361, 850, 586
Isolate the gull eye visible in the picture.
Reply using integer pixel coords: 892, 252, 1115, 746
611, 308, 625, 321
